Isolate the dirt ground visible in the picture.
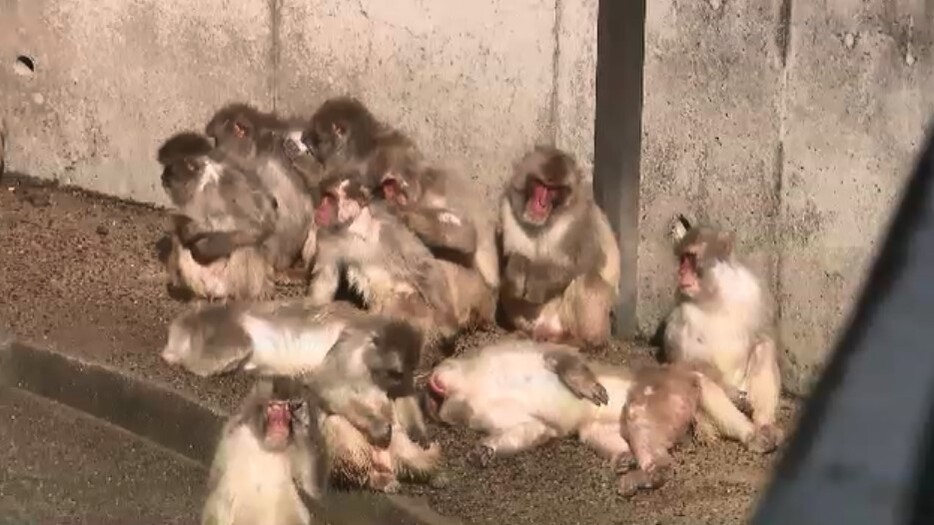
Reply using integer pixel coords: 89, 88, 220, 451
0, 176, 798, 525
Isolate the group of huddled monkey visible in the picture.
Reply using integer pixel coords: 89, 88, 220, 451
153, 97, 784, 524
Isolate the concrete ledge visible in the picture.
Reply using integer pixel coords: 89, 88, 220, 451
0, 334, 461, 525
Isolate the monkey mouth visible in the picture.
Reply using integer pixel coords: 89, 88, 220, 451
525, 184, 554, 222
264, 400, 292, 448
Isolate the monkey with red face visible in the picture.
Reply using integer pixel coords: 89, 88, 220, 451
663, 221, 783, 454
499, 146, 621, 349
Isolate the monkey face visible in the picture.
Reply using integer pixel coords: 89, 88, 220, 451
509, 147, 579, 228
302, 122, 339, 165
675, 227, 734, 299
367, 320, 422, 398
421, 360, 465, 422
259, 398, 311, 452
314, 169, 372, 229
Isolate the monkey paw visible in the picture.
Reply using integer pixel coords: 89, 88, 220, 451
614, 452, 637, 475
366, 421, 394, 449
746, 424, 782, 454
428, 471, 452, 489
467, 445, 495, 468
616, 470, 648, 498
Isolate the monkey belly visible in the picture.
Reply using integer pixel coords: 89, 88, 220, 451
176, 246, 272, 300
669, 304, 755, 390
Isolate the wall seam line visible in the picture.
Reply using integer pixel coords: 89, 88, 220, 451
550, 0, 563, 145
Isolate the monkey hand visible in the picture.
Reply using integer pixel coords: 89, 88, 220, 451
364, 418, 394, 449
190, 234, 236, 265
467, 444, 495, 468
503, 256, 530, 298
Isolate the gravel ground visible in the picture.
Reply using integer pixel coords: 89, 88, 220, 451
0, 176, 798, 525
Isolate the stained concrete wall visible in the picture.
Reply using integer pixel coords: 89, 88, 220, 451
0, 0, 598, 205
639, 0, 934, 394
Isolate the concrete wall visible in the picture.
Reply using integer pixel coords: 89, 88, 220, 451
3, 0, 932, 394
0, 0, 598, 205
639, 0, 934, 394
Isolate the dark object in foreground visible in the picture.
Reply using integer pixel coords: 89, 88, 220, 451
751, 124, 934, 525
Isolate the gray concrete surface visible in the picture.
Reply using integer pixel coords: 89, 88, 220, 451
3, 0, 933, 392
0, 0, 598, 204
638, 0, 934, 394
0, 387, 206, 525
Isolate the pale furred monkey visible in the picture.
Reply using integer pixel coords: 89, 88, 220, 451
663, 220, 783, 454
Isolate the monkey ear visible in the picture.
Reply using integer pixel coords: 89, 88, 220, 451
716, 231, 735, 257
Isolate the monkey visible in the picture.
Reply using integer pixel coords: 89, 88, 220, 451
499, 145, 621, 348
662, 220, 783, 454
320, 396, 445, 493
201, 376, 327, 525
301, 97, 498, 328
422, 340, 701, 497
156, 131, 277, 301
308, 163, 460, 357
367, 143, 500, 329
205, 103, 321, 275
161, 297, 444, 485
301, 96, 416, 169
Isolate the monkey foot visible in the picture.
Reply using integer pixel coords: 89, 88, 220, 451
614, 452, 637, 475
467, 444, 495, 468
617, 464, 670, 498
746, 424, 782, 454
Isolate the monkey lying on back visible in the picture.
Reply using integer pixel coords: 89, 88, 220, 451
422, 340, 700, 497
663, 221, 782, 453
162, 298, 445, 492
157, 132, 277, 300
304, 97, 499, 328
499, 146, 621, 349
201, 376, 326, 525
206, 103, 321, 274
308, 163, 460, 357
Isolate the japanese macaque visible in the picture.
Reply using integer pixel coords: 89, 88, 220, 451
321, 396, 445, 493
499, 146, 621, 348
303, 97, 498, 329
422, 340, 700, 497
301, 96, 416, 168
161, 298, 444, 490
201, 377, 327, 525
368, 144, 500, 329
206, 103, 320, 273
308, 164, 460, 357
156, 132, 276, 300
663, 220, 782, 454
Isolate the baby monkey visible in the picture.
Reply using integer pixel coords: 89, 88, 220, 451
201, 377, 327, 525
156, 132, 276, 301
423, 340, 700, 497
663, 220, 783, 454
500, 146, 621, 348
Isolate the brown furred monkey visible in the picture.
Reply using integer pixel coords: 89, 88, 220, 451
422, 340, 700, 497
663, 221, 783, 454
308, 163, 460, 359
303, 97, 498, 329
368, 144, 500, 330
157, 132, 276, 301
301, 96, 416, 168
499, 146, 621, 348
206, 103, 321, 274
161, 298, 445, 492
200, 377, 327, 525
